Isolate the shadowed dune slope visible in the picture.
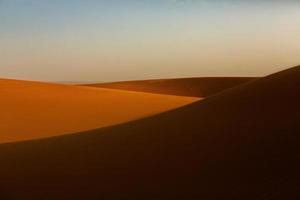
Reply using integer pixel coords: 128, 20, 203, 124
0, 79, 198, 143
0, 66, 300, 199
85, 77, 255, 97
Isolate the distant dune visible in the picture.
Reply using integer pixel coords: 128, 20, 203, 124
0, 79, 198, 143
84, 77, 255, 97
0, 66, 299, 199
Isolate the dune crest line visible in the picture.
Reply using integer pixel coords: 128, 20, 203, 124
0, 78, 199, 143
0, 66, 299, 199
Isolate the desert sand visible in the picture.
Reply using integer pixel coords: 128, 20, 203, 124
0, 78, 199, 143
0, 66, 299, 199
85, 77, 255, 97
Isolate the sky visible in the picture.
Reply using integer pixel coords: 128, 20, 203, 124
0, 0, 300, 82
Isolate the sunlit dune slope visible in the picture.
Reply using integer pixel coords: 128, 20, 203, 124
0, 79, 199, 143
85, 77, 255, 97
0, 66, 300, 199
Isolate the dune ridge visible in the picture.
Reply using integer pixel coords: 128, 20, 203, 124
84, 77, 255, 97
0, 78, 199, 143
0, 66, 299, 199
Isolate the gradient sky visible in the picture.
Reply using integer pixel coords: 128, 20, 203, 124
1, 0, 300, 82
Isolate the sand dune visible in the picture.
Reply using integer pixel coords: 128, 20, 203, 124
0, 66, 299, 199
85, 77, 255, 97
0, 79, 199, 143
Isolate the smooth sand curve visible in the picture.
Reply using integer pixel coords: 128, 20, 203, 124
0, 66, 299, 199
0, 78, 199, 143
85, 77, 255, 97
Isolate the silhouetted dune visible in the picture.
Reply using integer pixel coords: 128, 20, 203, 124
0, 79, 198, 143
0, 66, 299, 199
85, 77, 255, 97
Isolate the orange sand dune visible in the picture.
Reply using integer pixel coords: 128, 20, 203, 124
0, 79, 199, 143
85, 77, 255, 97
0, 66, 299, 199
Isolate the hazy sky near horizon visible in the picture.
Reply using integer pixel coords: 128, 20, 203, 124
1, 0, 300, 82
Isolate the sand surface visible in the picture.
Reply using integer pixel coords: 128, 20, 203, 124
0, 67, 299, 199
85, 77, 255, 97
0, 79, 199, 143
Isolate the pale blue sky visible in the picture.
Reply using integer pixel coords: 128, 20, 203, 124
1, 0, 300, 82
